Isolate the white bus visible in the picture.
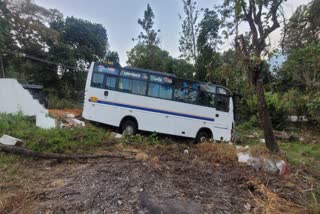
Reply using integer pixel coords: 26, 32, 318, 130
83, 61, 234, 143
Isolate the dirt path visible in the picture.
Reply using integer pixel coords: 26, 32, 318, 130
0, 143, 313, 213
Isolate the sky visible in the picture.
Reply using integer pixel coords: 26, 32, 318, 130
35, 0, 310, 66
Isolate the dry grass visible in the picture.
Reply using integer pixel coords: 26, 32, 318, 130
196, 142, 237, 165
248, 180, 306, 214
135, 152, 149, 161
149, 156, 161, 169
250, 144, 287, 160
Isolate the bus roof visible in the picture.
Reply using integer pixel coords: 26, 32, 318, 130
124, 66, 176, 78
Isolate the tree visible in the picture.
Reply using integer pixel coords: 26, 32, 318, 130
105, 51, 120, 63
283, 0, 320, 52
282, 42, 320, 91
0, 0, 13, 54
135, 4, 160, 46
170, 58, 194, 79
194, 8, 221, 82
197, 9, 221, 52
127, 44, 172, 72
220, 0, 286, 152
179, 0, 199, 62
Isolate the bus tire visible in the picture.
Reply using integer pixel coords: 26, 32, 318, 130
121, 119, 137, 135
195, 130, 210, 143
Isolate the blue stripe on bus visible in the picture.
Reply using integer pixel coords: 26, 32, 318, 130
89, 99, 215, 122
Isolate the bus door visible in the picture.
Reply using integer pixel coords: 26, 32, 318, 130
213, 87, 230, 135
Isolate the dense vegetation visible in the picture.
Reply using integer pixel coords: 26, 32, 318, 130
0, 0, 320, 151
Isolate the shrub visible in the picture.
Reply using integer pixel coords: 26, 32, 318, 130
265, 92, 289, 130
0, 113, 106, 154
47, 95, 82, 109
307, 92, 320, 123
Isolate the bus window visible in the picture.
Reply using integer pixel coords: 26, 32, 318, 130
148, 83, 160, 97
209, 93, 215, 107
159, 85, 172, 100
216, 94, 229, 112
105, 76, 117, 89
173, 80, 198, 103
91, 73, 104, 88
118, 78, 132, 93
132, 79, 147, 95
197, 91, 209, 106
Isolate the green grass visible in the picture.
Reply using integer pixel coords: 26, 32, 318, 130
280, 142, 320, 166
0, 113, 108, 155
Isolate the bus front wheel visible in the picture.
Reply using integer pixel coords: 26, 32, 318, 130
121, 119, 137, 135
195, 131, 210, 143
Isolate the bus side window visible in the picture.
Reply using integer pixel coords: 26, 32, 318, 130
197, 91, 210, 106
118, 78, 133, 93
215, 95, 229, 112
209, 93, 215, 107
148, 83, 160, 97
91, 73, 104, 88
132, 79, 147, 95
159, 84, 172, 100
173, 81, 198, 104
105, 76, 117, 89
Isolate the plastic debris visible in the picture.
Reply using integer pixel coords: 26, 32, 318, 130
114, 133, 123, 139
237, 151, 287, 175
65, 118, 85, 127
0, 134, 24, 146
64, 113, 75, 118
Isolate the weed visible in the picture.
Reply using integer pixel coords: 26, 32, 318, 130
196, 142, 237, 165
123, 132, 161, 145
280, 142, 320, 166
135, 152, 148, 161
0, 113, 108, 155
308, 185, 320, 214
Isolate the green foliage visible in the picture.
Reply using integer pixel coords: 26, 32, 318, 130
307, 92, 320, 123
170, 58, 194, 79
0, 113, 106, 154
195, 47, 221, 81
135, 4, 160, 46
265, 92, 289, 130
280, 142, 320, 166
2, 1, 108, 102
0, 1, 13, 54
47, 95, 81, 109
237, 92, 290, 130
60, 17, 107, 62
105, 51, 120, 63
283, 0, 320, 52
283, 89, 309, 118
197, 9, 221, 52
123, 132, 160, 145
179, 0, 199, 61
282, 42, 320, 91
127, 44, 172, 72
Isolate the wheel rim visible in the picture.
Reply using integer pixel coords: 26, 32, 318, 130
124, 126, 134, 135
200, 136, 207, 143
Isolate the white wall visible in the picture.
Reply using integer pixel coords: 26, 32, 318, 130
0, 79, 47, 116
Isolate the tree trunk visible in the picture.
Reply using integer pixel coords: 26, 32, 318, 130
253, 67, 279, 152
0, 143, 133, 161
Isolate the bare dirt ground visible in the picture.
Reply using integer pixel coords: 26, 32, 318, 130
1, 141, 316, 214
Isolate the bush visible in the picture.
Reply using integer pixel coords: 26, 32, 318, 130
307, 92, 320, 123
47, 95, 82, 109
237, 92, 289, 130
283, 89, 309, 119
0, 113, 106, 154
265, 92, 290, 130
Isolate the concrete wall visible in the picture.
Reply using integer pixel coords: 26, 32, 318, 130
0, 79, 47, 116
